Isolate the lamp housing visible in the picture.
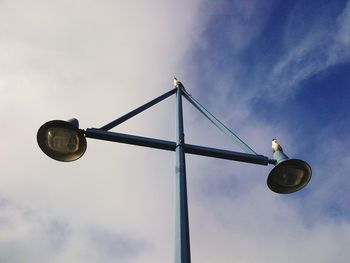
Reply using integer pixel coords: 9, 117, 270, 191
267, 151, 312, 194
37, 119, 87, 162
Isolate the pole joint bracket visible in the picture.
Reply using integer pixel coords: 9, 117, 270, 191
176, 139, 184, 147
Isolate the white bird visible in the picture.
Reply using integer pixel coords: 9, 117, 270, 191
174, 77, 183, 87
272, 138, 283, 153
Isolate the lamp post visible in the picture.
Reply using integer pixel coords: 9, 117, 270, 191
37, 78, 312, 263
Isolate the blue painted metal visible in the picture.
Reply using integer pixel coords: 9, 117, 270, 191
100, 88, 177, 131
38, 81, 302, 262
85, 128, 176, 151
67, 118, 80, 128
83, 84, 277, 263
174, 86, 191, 263
84, 129, 274, 165
181, 88, 257, 155
184, 144, 272, 165
273, 150, 289, 164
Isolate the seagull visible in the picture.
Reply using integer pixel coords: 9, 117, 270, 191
174, 76, 183, 87
272, 138, 283, 153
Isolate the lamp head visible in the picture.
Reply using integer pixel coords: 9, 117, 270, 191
37, 119, 87, 162
267, 159, 312, 194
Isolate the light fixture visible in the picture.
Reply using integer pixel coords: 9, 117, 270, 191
37, 80, 313, 263
267, 150, 312, 194
37, 118, 87, 162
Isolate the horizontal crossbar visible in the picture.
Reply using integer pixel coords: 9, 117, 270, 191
85, 128, 275, 166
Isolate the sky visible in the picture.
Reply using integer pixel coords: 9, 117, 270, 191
1, 0, 350, 262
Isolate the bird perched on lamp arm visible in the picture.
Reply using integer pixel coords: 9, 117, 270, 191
268, 138, 312, 194
272, 138, 283, 153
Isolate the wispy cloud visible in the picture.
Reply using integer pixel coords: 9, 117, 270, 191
263, 1, 350, 99
182, 1, 350, 262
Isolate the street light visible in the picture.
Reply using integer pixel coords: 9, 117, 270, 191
267, 150, 312, 194
37, 118, 86, 162
37, 78, 311, 263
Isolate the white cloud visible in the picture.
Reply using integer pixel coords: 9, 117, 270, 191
0, 0, 202, 262
263, 1, 350, 99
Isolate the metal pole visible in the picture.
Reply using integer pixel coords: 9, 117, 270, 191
175, 85, 191, 263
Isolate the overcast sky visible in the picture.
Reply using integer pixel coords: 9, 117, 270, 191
1, 0, 350, 262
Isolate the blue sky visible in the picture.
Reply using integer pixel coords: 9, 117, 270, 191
184, 0, 350, 227
186, 0, 350, 216
1, 0, 350, 262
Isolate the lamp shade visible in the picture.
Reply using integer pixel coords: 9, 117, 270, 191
267, 159, 312, 194
37, 119, 87, 162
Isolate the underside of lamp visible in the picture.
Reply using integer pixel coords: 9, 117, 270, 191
37, 119, 87, 162
267, 151, 312, 194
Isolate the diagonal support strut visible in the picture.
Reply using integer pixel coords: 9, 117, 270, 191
100, 88, 177, 131
181, 88, 257, 155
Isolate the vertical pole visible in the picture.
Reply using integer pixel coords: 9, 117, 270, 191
175, 86, 191, 263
